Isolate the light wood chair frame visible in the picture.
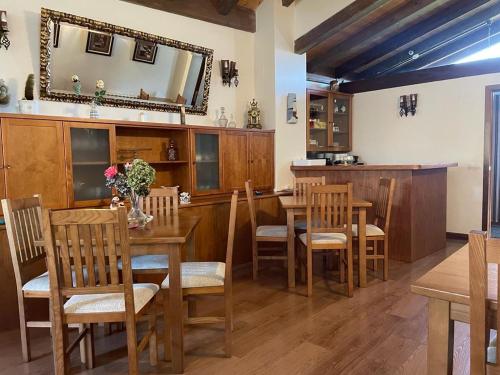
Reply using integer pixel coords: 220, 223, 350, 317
43, 207, 159, 374
140, 186, 179, 217
469, 230, 500, 374
245, 180, 289, 281
302, 183, 354, 297
163, 191, 238, 359
2, 195, 87, 364
293, 176, 326, 198
356, 177, 395, 281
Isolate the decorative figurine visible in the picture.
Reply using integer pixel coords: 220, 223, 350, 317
180, 192, 191, 205
0, 79, 9, 105
247, 99, 262, 129
110, 196, 125, 209
167, 139, 178, 161
72, 74, 81, 95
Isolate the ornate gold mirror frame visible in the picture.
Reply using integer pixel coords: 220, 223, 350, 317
39, 8, 213, 115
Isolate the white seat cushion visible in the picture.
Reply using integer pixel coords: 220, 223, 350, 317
256, 225, 287, 238
352, 224, 385, 237
161, 262, 225, 289
118, 255, 169, 271
488, 334, 497, 364
22, 267, 95, 293
299, 232, 347, 246
64, 283, 159, 315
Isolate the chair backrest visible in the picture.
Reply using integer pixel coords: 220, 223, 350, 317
469, 231, 500, 374
245, 180, 257, 235
293, 176, 326, 197
306, 183, 353, 244
140, 187, 178, 217
224, 191, 239, 284
373, 178, 396, 232
2, 195, 45, 289
43, 207, 135, 317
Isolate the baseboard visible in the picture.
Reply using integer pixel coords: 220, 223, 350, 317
446, 232, 468, 241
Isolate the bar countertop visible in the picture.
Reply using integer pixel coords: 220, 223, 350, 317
290, 163, 458, 171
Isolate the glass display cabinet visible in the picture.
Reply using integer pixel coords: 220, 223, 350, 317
64, 122, 115, 207
191, 129, 222, 195
306, 89, 352, 152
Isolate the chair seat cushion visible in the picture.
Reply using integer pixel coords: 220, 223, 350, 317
118, 255, 169, 271
161, 262, 225, 289
22, 266, 95, 293
256, 225, 287, 238
64, 283, 159, 315
488, 335, 497, 364
352, 224, 385, 237
299, 232, 347, 245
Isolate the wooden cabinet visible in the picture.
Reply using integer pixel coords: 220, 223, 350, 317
191, 129, 223, 195
307, 89, 352, 152
249, 132, 274, 190
64, 122, 116, 207
1, 118, 67, 209
223, 131, 249, 192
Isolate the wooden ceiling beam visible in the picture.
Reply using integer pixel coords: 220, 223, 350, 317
357, 1, 500, 78
339, 57, 500, 94
282, 0, 295, 6
391, 20, 500, 73
307, 0, 445, 74
211, 0, 239, 15
294, 0, 393, 55
334, 0, 491, 79
121, 0, 256, 32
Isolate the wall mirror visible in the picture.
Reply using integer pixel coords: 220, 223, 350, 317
40, 8, 213, 115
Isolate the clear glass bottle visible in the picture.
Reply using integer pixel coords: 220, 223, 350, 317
227, 114, 237, 128
218, 106, 228, 127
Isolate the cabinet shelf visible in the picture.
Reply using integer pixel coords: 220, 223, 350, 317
148, 160, 189, 164
72, 161, 110, 166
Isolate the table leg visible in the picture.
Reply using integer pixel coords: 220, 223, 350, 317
427, 298, 454, 375
287, 209, 296, 289
168, 243, 184, 373
358, 208, 367, 288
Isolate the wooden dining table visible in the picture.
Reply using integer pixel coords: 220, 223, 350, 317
36, 213, 200, 374
279, 195, 373, 288
411, 244, 498, 374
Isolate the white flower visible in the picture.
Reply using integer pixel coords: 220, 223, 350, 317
71, 74, 80, 82
96, 80, 105, 89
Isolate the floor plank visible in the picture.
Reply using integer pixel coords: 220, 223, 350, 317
0, 240, 470, 374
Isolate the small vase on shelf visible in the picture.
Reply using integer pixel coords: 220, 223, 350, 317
227, 114, 237, 128
89, 100, 99, 119
167, 139, 178, 161
218, 107, 228, 127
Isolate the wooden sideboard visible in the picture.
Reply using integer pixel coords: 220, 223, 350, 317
0, 113, 275, 210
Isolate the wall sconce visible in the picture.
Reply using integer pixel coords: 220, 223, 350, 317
399, 94, 418, 117
221, 60, 239, 87
0, 11, 10, 50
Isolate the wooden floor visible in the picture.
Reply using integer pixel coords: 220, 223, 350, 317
0, 240, 470, 374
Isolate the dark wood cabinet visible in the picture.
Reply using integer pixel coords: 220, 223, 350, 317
191, 129, 223, 195
249, 132, 274, 190
307, 89, 352, 152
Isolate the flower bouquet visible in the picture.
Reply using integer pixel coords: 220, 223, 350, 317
105, 159, 156, 227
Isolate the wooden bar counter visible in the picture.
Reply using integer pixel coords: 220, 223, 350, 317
291, 163, 457, 262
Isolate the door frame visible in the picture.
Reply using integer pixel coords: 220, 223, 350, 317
482, 84, 500, 232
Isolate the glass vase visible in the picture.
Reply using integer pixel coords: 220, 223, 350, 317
128, 191, 147, 228
89, 101, 100, 119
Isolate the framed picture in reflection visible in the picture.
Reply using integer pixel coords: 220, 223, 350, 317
85, 31, 114, 56
133, 40, 158, 64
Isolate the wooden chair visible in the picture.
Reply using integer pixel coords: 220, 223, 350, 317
353, 177, 395, 281
124, 187, 179, 274
43, 207, 159, 374
299, 183, 354, 297
293, 176, 326, 231
161, 191, 238, 358
245, 180, 289, 280
469, 230, 500, 374
2, 195, 87, 364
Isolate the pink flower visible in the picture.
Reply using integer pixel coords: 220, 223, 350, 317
104, 165, 118, 179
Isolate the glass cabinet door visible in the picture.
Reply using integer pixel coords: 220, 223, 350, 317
65, 123, 114, 206
193, 131, 221, 193
308, 92, 330, 150
332, 94, 351, 150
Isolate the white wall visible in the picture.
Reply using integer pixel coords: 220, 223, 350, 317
352, 73, 500, 234
294, 0, 355, 38
0, 0, 255, 126
256, 0, 307, 190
